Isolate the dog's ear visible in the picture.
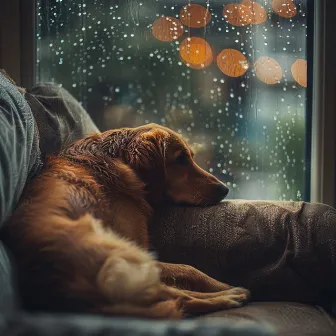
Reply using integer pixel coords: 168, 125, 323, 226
126, 128, 169, 169
126, 127, 170, 204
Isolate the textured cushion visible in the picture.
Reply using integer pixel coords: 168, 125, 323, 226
25, 83, 99, 157
200, 302, 336, 336
151, 200, 336, 308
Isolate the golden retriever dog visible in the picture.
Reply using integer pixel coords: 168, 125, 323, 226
3, 123, 250, 319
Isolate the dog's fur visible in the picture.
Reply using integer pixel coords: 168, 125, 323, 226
3, 123, 250, 319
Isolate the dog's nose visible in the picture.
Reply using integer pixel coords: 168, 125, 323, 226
215, 183, 229, 200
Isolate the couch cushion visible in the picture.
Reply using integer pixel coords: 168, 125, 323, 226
199, 302, 336, 336
25, 83, 99, 158
151, 201, 336, 307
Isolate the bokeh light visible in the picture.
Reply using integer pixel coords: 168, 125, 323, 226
242, 0, 267, 25
179, 37, 213, 70
152, 16, 184, 42
254, 56, 283, 84
272, 0, 297, 18
180, 4, 211, 28
291, 59, 307, 87
217, 49, 249, 77
223, 4, 253, 26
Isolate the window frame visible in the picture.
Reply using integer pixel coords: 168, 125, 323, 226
0, 0, 35, 88
310, 0, 336, 207
1, 0, 335, 207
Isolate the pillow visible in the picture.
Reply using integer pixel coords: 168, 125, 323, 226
25, 83, 99, 157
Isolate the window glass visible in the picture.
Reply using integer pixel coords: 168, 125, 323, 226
36, 0, 310, 200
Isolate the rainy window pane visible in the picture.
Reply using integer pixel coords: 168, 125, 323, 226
36, 0, 310, 201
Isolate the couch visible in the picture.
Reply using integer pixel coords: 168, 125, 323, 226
1, 73, 336, 335
0, 201, 335, 335
151, 200, 336, 335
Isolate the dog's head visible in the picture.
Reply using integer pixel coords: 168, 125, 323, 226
101, 123, 228, 206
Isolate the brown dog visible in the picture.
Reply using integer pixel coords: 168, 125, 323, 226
3, 123, 250, 319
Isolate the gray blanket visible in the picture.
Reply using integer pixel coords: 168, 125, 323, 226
151, 201, 336, 308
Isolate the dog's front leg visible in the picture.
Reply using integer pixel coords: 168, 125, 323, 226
158, 262, 233, 292
157, 263, 250, 315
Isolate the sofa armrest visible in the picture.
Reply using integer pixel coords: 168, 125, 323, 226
151, 200, 336, 307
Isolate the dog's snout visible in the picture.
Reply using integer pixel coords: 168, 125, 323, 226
215, 183, 229, 200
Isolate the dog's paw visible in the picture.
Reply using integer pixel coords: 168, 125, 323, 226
223, 287, 250, 308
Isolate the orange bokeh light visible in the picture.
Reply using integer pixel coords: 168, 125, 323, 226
217, 49, 249, 77
223, 4, 253, 26
291, 59, 307, 87
152, 16, 184, 42
272, 0, 297, 19
242, 0, 267, 25
179, 37, 213, 70
179, 4, 211, 28
254, 56, 283, 85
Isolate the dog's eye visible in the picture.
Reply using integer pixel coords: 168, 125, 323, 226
175, 153, 188, 165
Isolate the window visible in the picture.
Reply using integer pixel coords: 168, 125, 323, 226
36, 0, 312, 201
